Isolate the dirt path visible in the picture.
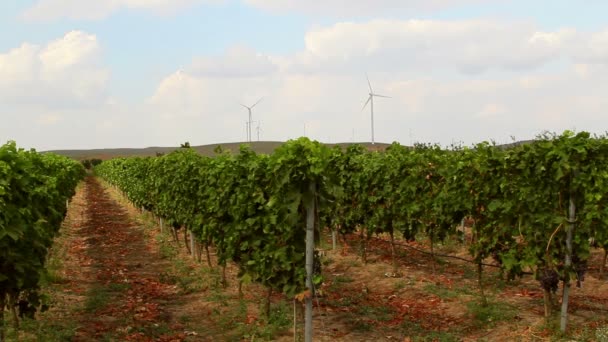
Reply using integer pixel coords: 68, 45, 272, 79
56, 176, 198, 341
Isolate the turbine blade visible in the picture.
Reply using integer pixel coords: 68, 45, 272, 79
361, 96, 372, 111
251, 97, 263, 109
372, 94, 391, 98
366, 73, 373, 92
240, 103, 249, 109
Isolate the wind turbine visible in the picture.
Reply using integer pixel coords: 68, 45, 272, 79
361, 74, 390, 145
240, 97, 263, 142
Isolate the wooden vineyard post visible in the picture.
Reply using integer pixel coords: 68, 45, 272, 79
332, 229, 337, 250
560, 192, 575, 333
601, 249, 607, 279
190, 230, 196, 258
305, 181, 316, 342
159, 217, 164, 234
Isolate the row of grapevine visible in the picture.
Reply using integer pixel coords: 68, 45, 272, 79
96, 131, 608, 332
0, 141, 85, 333
96, 139, 336, 302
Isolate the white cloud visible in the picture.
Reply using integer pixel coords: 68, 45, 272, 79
188, 46, 278, 78
40, 31, 100, 71
36, 114, 63, 125
477, 103, 507, 118
0, 31, 109, 107
22, 0, 223, 21
284, 20, 576, 74
574, 29, 608, 65
0, 44, 39, 86
244, 0, 491, 16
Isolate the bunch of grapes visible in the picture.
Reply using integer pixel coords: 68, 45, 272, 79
572, 254, 588, 288
538, 268, 559, 293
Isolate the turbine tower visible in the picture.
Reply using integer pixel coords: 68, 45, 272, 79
362, 74, 390, 145
256, 121, 261, 141
240, 98, 263, 142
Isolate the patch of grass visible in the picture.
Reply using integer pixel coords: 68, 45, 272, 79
394, 279, 411, 291
595, 325, 608, 342
84, 286, 112, 313
249, 300, 292, 339
436, 235, 462, 254
334, 275, 354, 284
400, 320, 460, 342
466, 299, 518, 328
334, 292, 366, 307
534, 319, 608, 341
342, 312, 375, 332
4, 318, 78, 342
155, 231, 211, 294
208, 288, 230, 305
41, 256, 65, 285
358, 304, 393, 322
424, 283, 460, 299
173, 261, 207, 294
157, 234, 178, 260
322, 256, 333, 267
108, 282, 130, 291
212, 305, 243, 332
346, 259, 362, 267
135, 322, 173, 337
178, 314, 192, 324
159, 271, 178, 285
462, 265, 478, 279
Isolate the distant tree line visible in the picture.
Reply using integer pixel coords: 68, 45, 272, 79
81, 159, 103, 169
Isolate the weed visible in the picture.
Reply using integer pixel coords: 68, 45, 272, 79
436, 235, 462, 254
346, 259, 362, 267
335, 292, 366, 307
334, 275, 354, 284
358, 305, 393, 322
178, 314, 192, 324
108, 282, 130, 291
466, 299, 517, 328
84, 286, 112, 313
250, 300, 292, 339
394, 279, 410, 291
400, 320, 460, 342
596, 325, 608, 342
424, 283, 471, 299
208, 289, 230, 305
157, 234, 178, 259
135, 322, 172, 337
342, 311, 374, 332
3, 318, 78, 342
424, 283, 459, 299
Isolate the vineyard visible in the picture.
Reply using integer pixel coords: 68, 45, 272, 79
2, 132, 608, 340
92, 131, 608, 339
0, 142, 85, 339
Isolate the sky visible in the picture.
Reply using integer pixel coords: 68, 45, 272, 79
2, 0, 608, 150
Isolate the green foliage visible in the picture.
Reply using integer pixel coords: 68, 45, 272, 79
97, 138, 338, 297
0, 141, 84, 322
96, 131, 608, 323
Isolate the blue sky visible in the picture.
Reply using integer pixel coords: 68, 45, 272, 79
2, 0, 608, 150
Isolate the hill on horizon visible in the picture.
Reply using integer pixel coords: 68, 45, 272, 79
45, 139, 535, 161
45, 141, 392, 160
